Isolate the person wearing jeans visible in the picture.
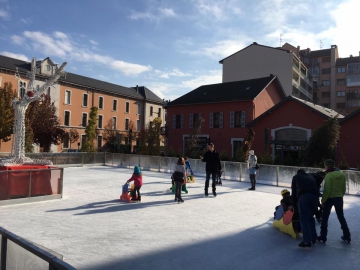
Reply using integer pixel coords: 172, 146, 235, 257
200, 143, 221, 197
317, 159, 351, 243
291, 169, 319, 248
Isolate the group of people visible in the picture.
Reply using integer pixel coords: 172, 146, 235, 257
125, 144, 351, 248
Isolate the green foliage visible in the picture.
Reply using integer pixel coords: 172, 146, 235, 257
82, 107, 98, 152
257, 151, 273, 164
167, 147, 176, 157
233, 147, 245, 162
305, 117, 340, 167
338, 155, 350, 170
189, 148, 206, 159
138, 117, 163, 156
220, 150, 230, 161
0, 82, 16, 148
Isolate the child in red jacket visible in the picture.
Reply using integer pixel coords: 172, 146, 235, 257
127, 166, 143, 202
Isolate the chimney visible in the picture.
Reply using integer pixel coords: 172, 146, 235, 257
136, 85, 138, 92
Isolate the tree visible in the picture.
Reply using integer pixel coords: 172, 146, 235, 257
68, 128, 79, 149
26, 95, 66, 152
81, 107, 98, 152
242, 128, 255, 160
102, 118, 118, 145
0, 82, 16, 150
305, 117, 340, 167
138, 117, 163, 155
185, 117, 204, 156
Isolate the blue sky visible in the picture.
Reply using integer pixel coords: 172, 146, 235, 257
0, 0, 359, 100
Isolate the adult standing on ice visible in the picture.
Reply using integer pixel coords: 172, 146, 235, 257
291, 169, 318, 249
247, 150, 258, 190
317, 159, 351, 244
172, 157, 186, 203
200, 143, 221, 197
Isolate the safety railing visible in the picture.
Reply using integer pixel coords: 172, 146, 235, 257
0, 226, 76, 270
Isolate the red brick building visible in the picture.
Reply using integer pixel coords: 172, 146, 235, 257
247, 96, 344, 164
166, 75, 286, 158
338, 108, 360, 168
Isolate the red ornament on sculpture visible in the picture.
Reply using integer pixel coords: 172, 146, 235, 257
27, 91, 34, 97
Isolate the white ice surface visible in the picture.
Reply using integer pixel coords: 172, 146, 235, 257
0, 166, 360, 270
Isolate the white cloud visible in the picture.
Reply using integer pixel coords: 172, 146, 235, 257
1, 51, 29, 61
0, 9, 9, 19
89, 39, 98, 45
180, 70, 221, 89
15, 31, 151, 76
158, 8, 176, 17
11, 35, 24, 45
129, 11, 156, 21
20, 18, 32, 24
129, 7, 177, 21
155, 68, 192, 79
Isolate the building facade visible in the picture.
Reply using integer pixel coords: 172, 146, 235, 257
166, 75, 286, 158
220, 42, 314, 102
0, 55, 165, 153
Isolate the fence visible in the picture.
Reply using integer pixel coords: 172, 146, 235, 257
0, 226, 76, 270
0, 167, 64, 206
17, 152, 360, 195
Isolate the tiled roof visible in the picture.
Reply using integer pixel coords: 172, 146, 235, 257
336, 57, 360, 66
0, 54, 163, 102
219, 42, 290, 63
167, 75, 286, 106
132, 86, 163, 104
247, 96, 344, 126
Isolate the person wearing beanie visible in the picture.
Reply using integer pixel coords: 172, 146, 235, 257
317, 159, 351, 243
127, 166, 143, 202
291, 168, 319, 248
247, 150, 258, 190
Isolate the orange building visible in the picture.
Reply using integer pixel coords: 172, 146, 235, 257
0, 55, 165, 153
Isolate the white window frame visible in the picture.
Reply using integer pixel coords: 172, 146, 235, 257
125, 118, 129, 130
97, 135, 102, 150
81, 134, 86, 148
112, 99, 118, 112
98, 96, 104, 110
64, 89, 71, 105
19, 81, 27, 98
82, 93, 89, 107
136, 119, 140, 131
64, 110, 71, 126
125, 101, 130, 113
112, 116, 117, 130
82, 113, 88, 127
98, 114, 103, 129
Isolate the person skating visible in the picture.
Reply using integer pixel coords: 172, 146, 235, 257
291, 169, 319, 249
317, 159, 351, 244
126, 166, 143, 202
200, 143, 221, 197
247, 150, 258, 190
172, 157, 186, 203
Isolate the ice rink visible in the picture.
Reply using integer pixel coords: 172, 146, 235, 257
1, 166, 359, 270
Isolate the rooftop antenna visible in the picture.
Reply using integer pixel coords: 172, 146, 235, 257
320, 40, 323, 49
280, 34, 284, 47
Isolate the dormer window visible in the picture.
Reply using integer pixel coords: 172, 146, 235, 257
46, 65, 51, 71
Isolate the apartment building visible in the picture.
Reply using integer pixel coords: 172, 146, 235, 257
0, 55, 165, 153
220, 42, 314, 102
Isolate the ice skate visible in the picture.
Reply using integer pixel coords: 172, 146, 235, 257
341, 236, 351, 244
298, 242, 311, 249
316, 236, 327, 244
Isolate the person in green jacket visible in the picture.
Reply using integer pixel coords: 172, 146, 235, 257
317, 159, 351, 244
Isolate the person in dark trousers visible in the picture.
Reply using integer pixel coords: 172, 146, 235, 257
200, 143, 221, 197
126, 166, 143, 202
247, 150, 258, 190
309, 171, 326, 223
172, 157, 186, 203
317, 159, 351, 243
291, 169, 319, 249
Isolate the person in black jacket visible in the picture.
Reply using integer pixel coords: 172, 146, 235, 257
291, 169, 319, 249
200, 143, 221, 197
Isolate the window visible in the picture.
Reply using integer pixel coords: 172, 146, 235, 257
348, 63, 360, 75
63, 133, 69, 149
337, 103, 346, 109
322, 92, 330, 98
337, 79, 345, 85
230, 111, 246, 128
136, 119, 140, 131
173, 114, 183, 129
125, 118, 129, 130
337, 67, 345, 73
99, 97, 104, 109
113, 117, 117, 129
158, 108, 161, 117
210, 112, 223, 128
65, 90, 71, 104
64, 111, 70, 126
137, 103, 141, 115
322, 103, 330, 108
83, 93, 88, 107
322, 80, 330, 86
322, 56, 330, 63
113, 99, 117, 112
125, 102, 130, 113
98, 115, 103, 129
322, 68, 330, 74
19, 81, 26, 98
46, 65, 51, 71
337, 91, 346, 97
82, 113, 88, 127
97, 136, 102, 150
150, 106, 153, 116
